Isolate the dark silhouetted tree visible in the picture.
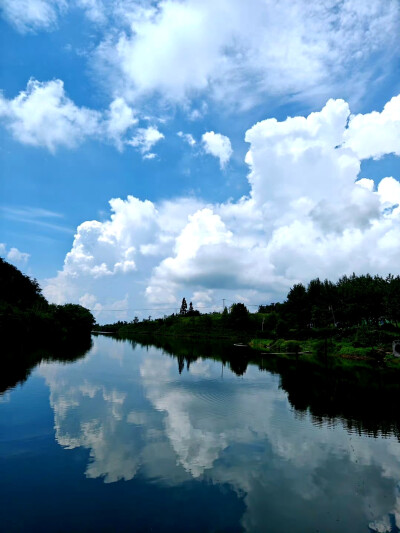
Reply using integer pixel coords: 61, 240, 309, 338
229, 303, 250, 329
180, 297, 187, 315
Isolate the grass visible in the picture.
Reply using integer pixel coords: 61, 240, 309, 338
249, 336, 400, 370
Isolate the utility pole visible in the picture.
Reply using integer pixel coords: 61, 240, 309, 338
222, 299, 226, 310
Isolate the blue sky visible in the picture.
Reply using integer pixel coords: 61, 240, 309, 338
1, 0, 400, 322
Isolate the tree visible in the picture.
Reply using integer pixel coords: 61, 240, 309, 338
0, 257, 47, 310
286, 283, 309, 329
229, 303, 250, 329
180, 297, 187, 315
54, 304, 95, 335
187, 301, 200, 317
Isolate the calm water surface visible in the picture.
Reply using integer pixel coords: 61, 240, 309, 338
1, 335, 399, 532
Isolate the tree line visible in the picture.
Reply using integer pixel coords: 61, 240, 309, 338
96, 274, 400, 354
259, 274, 400, 335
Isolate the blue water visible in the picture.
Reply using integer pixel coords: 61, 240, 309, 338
0, 335, 399, 532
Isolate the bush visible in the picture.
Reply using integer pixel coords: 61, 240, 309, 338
285, 341, 301, 354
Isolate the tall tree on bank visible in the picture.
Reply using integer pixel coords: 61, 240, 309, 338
180, 298, 187, 315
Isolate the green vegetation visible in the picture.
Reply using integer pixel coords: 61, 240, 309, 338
251, 273, 400, 368
96, 301, 257, 341
0, 257, 95, 350
97, 273, 400, 369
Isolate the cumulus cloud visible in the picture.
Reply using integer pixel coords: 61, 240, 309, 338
202, 131, 232, 168
344, 94, 400, 160
0, 243, 30, 265
0, 79, 100, 151
105, 97, 138, 150
44, 95, 400, 320
127, 126, 164, 156
0, 79, 167, 155
0, 0, 66, 33
44, 196, 203, 314
7, 247, 30, 265
95, 0, 400, 108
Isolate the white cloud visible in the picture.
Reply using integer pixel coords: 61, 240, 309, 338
0, 78, 100, 151
43, 196, 203, 315
105, 97, 137, 150
191, 289, 213, 309
378, 177, 400, 217
3, 1, 399, 113
1, 242, 30, 266
0, 0, 66, 33
79, 292, 102, 312
95, 0, 400, 109
344, 94, 400, 160
4, 245, 30, 265
0, 79, 163, 155
44, 95, 400, 319
143, 152, 156, 160
177, 131, 196, 146
76, 0, 106, 24
202, 131, 232, 168
127, 126, 164, 155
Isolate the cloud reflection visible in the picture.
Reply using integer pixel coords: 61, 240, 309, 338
39, 336, 400, 531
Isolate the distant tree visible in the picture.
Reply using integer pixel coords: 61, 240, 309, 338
286, 283, 309, 329
187, 302, 200, 317
133, 316, 139, 324
180, 297, 188, 315
221, 306, 229, 326
262, 311, 279, 334
385, 274, 400, 326
229, 303, 250, 329
258, 303, 278, 313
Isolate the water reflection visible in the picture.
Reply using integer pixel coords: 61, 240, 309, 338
28, 335, 400, 532
139, 335, 400, 440
0, 335, 92, 395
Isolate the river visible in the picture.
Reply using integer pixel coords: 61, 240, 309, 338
0, 334, 399, 532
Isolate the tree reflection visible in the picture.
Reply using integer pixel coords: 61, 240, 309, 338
123, 335, 400, 440
0, 335, 92, 395
33, 335, 400, 532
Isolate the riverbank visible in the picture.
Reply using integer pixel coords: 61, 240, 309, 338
106, 323, 400, 372
250, 336, 400, 370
